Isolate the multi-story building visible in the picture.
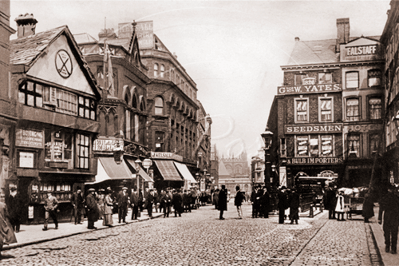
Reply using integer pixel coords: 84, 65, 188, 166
210, 144, 219, 189
267, 18, 384, 189
9, 14, 101, 223
219, 152, 251, 196
0, 0, 15, 195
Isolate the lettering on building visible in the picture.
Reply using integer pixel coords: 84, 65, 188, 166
346, 45, 377, 56
15, 129, 44, 149
151, 152, 183, 162
93, 138, 124, 152
285, 124, 342, 134
277, 83, 341, 95
343, 124, 383, 133
287, 157, 343, 165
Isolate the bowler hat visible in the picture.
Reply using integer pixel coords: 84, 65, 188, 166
122, 187, 128, 190
88, 188, 95, 192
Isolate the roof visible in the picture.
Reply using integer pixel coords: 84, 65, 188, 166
218, 160, 231, 177
73, 33, 98, 44
154, 160, 183, 181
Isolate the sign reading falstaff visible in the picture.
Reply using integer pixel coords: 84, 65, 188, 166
277, 83, 341, 95
285, 124, 342, 134
287, 157, 343, 165
151, 152, 183, 162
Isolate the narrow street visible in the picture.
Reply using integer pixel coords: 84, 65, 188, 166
0, 201, 374, 266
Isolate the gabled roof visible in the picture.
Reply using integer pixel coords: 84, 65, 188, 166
218, 160, 231, 177
10, 25, 101, 99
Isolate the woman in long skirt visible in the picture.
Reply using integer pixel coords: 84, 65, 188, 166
103, 189, 113, 226
0, 200, 17, 256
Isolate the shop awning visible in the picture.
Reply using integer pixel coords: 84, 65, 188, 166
139, 167, 154, 183
87, 157, 132, 184
154, 160, 183, 181
174, 162, 197, 183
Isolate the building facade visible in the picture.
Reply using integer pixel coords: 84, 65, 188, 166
219, 152, 251, 196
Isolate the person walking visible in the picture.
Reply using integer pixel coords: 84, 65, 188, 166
289, 189, 300, 224
86, 188, 99, 229
324, 184, 337, 219
0, 199, 17, 257
5, 186, 23, 232
213, 189, 219, 210
251, 187, 258, 218
261, 186, 270, 218
103, 188, 113, 227
378, 185, 399, 254
161, 189, 171, 218
71, 186, 84, 225
42, 191, 59, 231
218, 185, 228, 220
335, 191, 346, 221
278, 186, 288, 224
234, 186, 244, 219
117, 187, 129, 223
130, 188, 140, 220
172, 189, 183, 217
183, 190, 191, 213
146, 189, 154, 218
97, 189, 105, 220
362, 192, 374, 223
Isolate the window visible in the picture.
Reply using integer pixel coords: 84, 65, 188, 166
154, 97, 163, 115
319, 97, 333, 122
160, 64, 165, 78
154, 63, 158, 77
321, 135, 333, 157
294, 74, 305, 85
368, 69, 381, 87
309, 136, 319, 156
44, 129, 73, 168
346, 71, 359, 89
296, 136, 309, 157
155, 131, 164, 152
348, 134, 360, 158
346, 98, 360, 121
125, 110, 131, 140
132, 94, 138, 108
19, 81, 43, 107
369, 134, 380, 156
171, 69, 175, 82
280, 138, 287, 157
318, 73, 332, 84
76, 134, 89, 169
369, 98, 382, 120
78, 96, 96, 120
295, 98, 309, 122
55, 89, 78, 116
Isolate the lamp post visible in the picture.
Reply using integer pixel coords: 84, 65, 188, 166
261, 127, 273, 189
134, 158, 142, 191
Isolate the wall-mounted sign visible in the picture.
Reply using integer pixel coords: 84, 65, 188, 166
151, 152, 183, 162
287, 157, 343, 165
19, 151, 35, 168
343, 124, 383, 133
346, 45, 377, 56
55, 49, 73, 78
16, 129, 44, 149
285, 124, 342, 134
277, 83, 341, 95
93, 138, 124, 152
118, 21, 154, 49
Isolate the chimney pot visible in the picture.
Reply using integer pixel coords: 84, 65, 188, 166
336, 18, 350, 53
15, 13, 38, 38
295, 37, 300, 42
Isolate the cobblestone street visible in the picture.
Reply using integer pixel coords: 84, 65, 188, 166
0, 202, 374, 266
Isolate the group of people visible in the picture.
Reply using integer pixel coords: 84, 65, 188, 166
250, 185, 270, 219
276, 186, 300, 224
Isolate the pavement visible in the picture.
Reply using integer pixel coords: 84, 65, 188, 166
3, 209, 163, 250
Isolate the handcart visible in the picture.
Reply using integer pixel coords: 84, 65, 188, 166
345, 196, 364, 220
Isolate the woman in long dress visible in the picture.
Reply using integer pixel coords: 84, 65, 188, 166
335, 191, 345, 221
103, 189, 113, 226
0, 200, 17, 256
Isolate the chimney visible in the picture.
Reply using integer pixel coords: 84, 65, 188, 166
336, 18, 350, 52
15, 13, 38, 38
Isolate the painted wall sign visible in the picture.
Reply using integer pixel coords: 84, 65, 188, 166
343, 124, 383, 133
15, 129, 44, 148
151, 152, 183, 162
285, 124, 342, 134
287, 157, 343, 165
118, 21, 154, 49
277, 83, 341, 95
346, 45, 377, 56
93, 138, 124, 152
55, 49, 73, 78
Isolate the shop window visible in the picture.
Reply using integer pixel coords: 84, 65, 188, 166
319, 97, 333, 122
280, 138, 287, 157
368, 69, 381, 87
369, 134, 381, 156
318, 73, 332, 84
76, 134, 90, 169
39, 182, 72, 202
309, 136, 319, 157
346, 71, 359, 89
160, 64, 165, 78
346, 98, 360, 121
154, 96, 164, 115
369, 98, 382, 120
78, 96, 96, 120
321, 135, 333, 157
154, 63, 158, 77
44, 129, 73, 168
295, 98, 309, 123
348, 134, 360, 158
296, 136, 309, 157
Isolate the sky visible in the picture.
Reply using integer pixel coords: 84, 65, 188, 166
10, 0, 391, 160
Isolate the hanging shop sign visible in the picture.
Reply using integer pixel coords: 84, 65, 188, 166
15, 129, 44, 149
287, 157, 343, 165
151, 152, 183, 162
285, 124, 342, 134
93, 138, 124, 152
277, 83, 341, 95
55, 49, 73, 78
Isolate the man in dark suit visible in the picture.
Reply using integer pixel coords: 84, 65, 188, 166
261, 186, 270, 218
378, 185, 399, 254
117, 187, 129, 223
218, 185, 228, 220
146, 189, 154, 218
278, 186, 288, 224
71, 186, 84, 224
324, 184, 337, 219
86, 188, 99, 229
130, 188, 140, 220
172, 189, 183, 217
5, 186, 24, 232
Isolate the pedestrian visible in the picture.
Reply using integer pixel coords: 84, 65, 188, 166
0, 197, 17, 257
362, 192, 374, 223
130, 188, 140, 220
71, 186, 84, 225
42, 191, 59, 231
278, 186, 288, 224
146, 189, 154, 218
172, 189, 183, 217
234, 185, 244, 219
261, 186, 270, 218
335, 191, 346, 221
183, 190, 191, 212
161, 189, 171, 218
86, 188, 99, 229
97, 188, 105, 220
218, 185, 228, 220
378, 185, 399, 254
5, 185, 23, 232
251, 187, 258, 218
324, 184, 337, 219
117, 187, 129, 223
213, 189, 219, 210
289, 189, 300, 224
138, 189, 144, 213
103, 188, 113, 227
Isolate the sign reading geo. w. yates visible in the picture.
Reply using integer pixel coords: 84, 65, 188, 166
285, 124, 342, 134
287, 157, 343, 165
277, 83, 341, 95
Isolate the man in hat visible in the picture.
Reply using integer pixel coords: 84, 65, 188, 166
5, 185, 23, 232
86, 188, 99, 229
218, 185, 228, 220
145, 189, 154, 218
43, 191, 59, 231
116, 187, 129, 223
71, 186, 84, 224
130, 188, 140, 220
378, 185, 399, 254
278, 186, 288, 224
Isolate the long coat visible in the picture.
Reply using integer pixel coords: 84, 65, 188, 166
289, 192, 300, 220
172, 192, 183, 212
5, 194, 24, 221
0, 202, 17, 245
362, 195, 374, 219
378, 191, 399, 229
86, 193, 99, 222
104, 194, 113, 215
218, 188, 228, 211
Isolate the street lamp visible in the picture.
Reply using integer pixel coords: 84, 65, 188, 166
261, 127, 273, 189
134, 158, 142, 191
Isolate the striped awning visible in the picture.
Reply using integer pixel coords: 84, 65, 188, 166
154, 160, 183, 181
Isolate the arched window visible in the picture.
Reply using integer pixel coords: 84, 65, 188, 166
132, 94, 138, 108
154, 96, 164, 115
160, 64, 165, 78
139, 96, 145, 111
154, 63, 158, 77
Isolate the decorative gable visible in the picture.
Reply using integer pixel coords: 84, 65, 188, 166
340, 37, 383, 62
